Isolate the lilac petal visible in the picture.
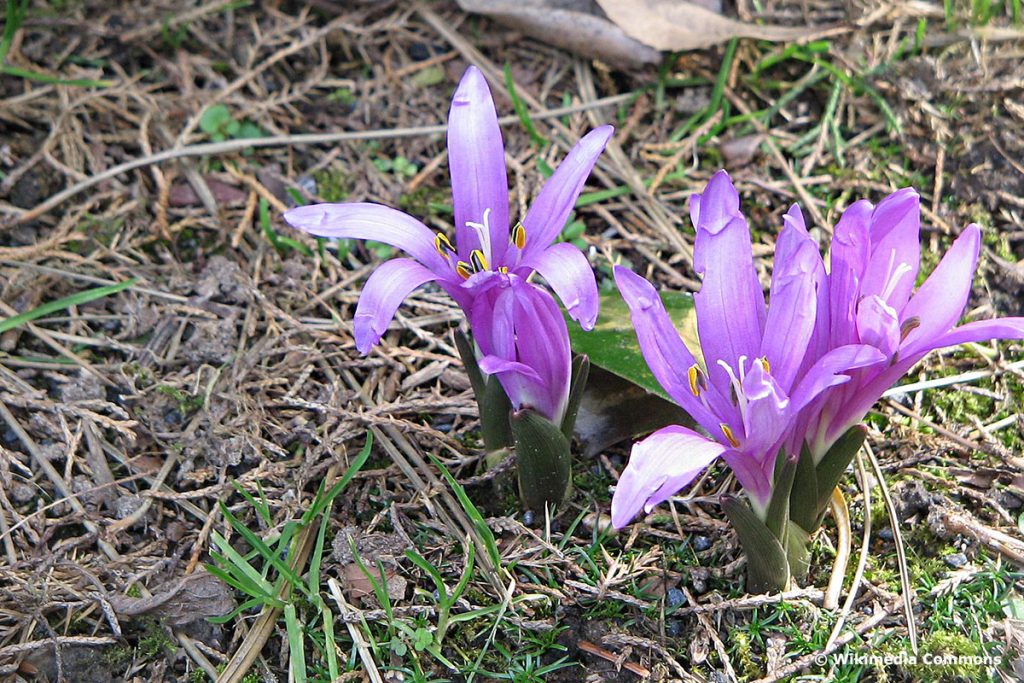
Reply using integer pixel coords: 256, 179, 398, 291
694, 213, 767, 398
927, 317, 1024, 349
448, 66, 510, 264
780, 204, 831, 369
861, 189, 921, 311
900, 225, 980, 356
856, 295, 901, 358
613, 266, 723, 432
520, 125, 614, 258
284, 202, 450, 274
760, 238, 818, 392
611, 425, 726, 528
739, 361, 790, 457
828, 200, 872, 348
721, 449, 774, 507
520, 242, 599, 329
478, 355, 543, 383
690, 169, 741, 235
788, 344, 886, 415
352, 258, 437, 354
476, 280, 571, 422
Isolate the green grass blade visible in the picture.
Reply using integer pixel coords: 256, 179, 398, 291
0, 278, 137, 334
219, 503, 311, 598
302, 434, 373, 523
429, 455, 502, 570
504, 62, 546, 147
284, 603, 307, 683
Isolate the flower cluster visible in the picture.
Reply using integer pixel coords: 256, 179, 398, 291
284, 65, 1024, 593
610, 170, 1024, 590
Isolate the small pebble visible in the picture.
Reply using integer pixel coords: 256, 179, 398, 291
666, 587, 685, 609
878, 528, 894, 541
945, 552, 968, 568
523, 510, 535, 527
665, 620, 683, 637
692, 536, 712, 552
11, 483, 35, 505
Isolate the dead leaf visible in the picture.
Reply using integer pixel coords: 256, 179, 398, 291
107, 569, 234, 625
169, 177, 247, 207
455, 0, 660, 68
575, 366, 693, 458
338, 563, 407, 604
595, 0, 829, 51
721, 134, 764, 168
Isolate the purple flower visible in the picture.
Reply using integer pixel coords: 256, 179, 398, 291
786, 189, 1024, 460
611, 172, 882, 527
283, 66, 613, 354
474, 276, 572, 424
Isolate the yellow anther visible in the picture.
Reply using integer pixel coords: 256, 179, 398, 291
498, 266, 509, 274
720, 423, 740, 449
511, 222, 527, 249
455, 261, 473, 280
760, 357, 771, 374
470, 249, 489, 273
434, 232, 455, 257
687, 364, 702, 397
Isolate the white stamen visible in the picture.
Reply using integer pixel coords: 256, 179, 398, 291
465, 208, 493, 264
879, 248, 913, 302
717, 356, 749, 414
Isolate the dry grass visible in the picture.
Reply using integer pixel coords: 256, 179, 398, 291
1, 1, 1024, 681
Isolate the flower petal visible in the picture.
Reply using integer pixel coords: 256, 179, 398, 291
740, 361, 790, 458
613, 266, 723, 432
520, 125, 614, 257
694, 211, 767, 397
475, 280, 571, 422
283, 202, 450, 274
900, 225, 980, 356
856, 295, 901, 358
520, 242, 599, 329
448, 66, 510, 264
828, 200, 872, 348
760, 238, 818, 392
861, 188, 920, 311
352, 258, 437, 354
780, 204, 831, 369
927, 317, 1024, 349
788, 344, 886, 415
611, 425, 726, 528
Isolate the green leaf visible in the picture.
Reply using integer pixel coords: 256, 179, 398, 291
788, 441, 819, 534
560, 355, 590, 440
567, 289, 698, 402
814, 425, 866, 528
454, 329, 513, 452
284, 603, 307, 683
0, 279, 137, 334
503, 62, 547, 147
511, 409, 572, 512
721, 494, 790, 594
199, 104, 232, 135
764, 448, 796, 540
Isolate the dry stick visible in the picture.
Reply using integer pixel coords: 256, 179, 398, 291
863, 441, 918, 655
328, 579, 386, 683
5, 95, 631, 228
824, 451, 873, 652
824, 486, 852, 610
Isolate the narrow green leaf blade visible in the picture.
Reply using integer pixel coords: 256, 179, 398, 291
0, 278, 137, 334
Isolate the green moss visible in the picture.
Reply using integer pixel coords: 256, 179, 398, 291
313, 167, 352, 202
138, 617, 175, 659
905, 631, 988, 682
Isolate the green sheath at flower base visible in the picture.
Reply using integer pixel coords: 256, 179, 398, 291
454, 328, 512, 453
511, 409, 573, 513
720, 494, 789, 593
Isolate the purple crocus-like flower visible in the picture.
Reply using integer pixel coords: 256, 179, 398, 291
782, 189, 1024, 460
283, 66, 613, 355
611, 171, 883, 527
